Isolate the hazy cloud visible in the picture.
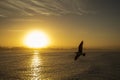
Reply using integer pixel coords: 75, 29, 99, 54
0, 0, 91, 18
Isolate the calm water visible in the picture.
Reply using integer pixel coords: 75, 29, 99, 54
0, 50, 120, 80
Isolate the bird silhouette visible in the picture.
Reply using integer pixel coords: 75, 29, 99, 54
74, 41, 86, 60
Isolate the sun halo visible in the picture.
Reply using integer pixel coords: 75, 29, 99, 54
24, 31, 49, 48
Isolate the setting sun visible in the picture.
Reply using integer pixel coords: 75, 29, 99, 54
24, 30, 49, 48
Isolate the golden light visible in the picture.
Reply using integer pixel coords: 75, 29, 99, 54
31, 51, 41, 79
24, 30, 49, 48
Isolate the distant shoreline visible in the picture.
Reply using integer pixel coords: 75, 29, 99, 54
0, 47, 119, 53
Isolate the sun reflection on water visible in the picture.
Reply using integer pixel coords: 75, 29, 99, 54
31, 50, 41, 80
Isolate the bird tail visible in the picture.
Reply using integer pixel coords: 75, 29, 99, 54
82, 53, 86, 56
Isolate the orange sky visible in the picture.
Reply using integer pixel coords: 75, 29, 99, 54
0, 0, 120, 49
0, 18, 119, 49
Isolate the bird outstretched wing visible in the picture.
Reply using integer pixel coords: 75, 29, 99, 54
78, 41, 83, 53
74, 54, 79, 60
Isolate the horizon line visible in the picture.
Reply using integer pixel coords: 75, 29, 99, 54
0, 46, 120, 50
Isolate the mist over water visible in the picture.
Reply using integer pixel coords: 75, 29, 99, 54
0, 50, 120, 80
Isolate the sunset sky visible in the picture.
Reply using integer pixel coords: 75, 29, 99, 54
0, 0, 120, 49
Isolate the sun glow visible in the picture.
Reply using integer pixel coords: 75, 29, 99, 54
24, 30, 49, 48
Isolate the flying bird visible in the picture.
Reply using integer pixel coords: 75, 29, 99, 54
74, 41, 86, 60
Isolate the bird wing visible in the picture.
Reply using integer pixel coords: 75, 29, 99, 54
78, 41, 83, 53
74, 54, 79, 60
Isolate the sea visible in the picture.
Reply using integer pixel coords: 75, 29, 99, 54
0, 49, 120, 80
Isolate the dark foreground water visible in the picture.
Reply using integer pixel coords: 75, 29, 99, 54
0, 50, 120, 80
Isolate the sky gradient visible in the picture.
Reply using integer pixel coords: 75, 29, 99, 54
0, 0, 120, 49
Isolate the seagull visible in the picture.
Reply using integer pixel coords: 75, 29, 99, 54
74, 41, 86, 60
